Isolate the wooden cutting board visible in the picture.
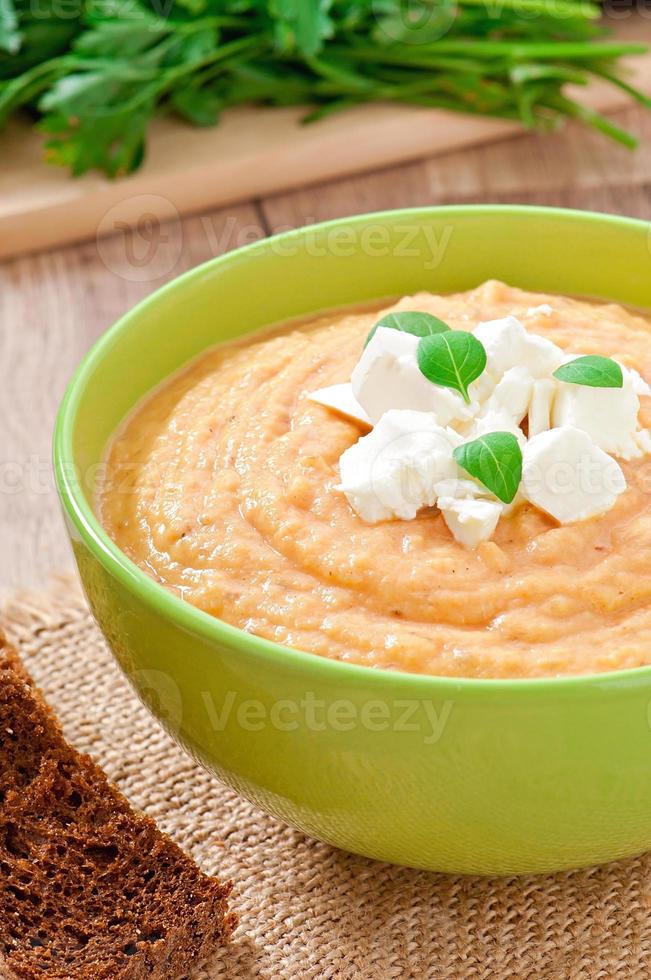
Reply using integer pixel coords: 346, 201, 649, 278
1, 17, 650, 260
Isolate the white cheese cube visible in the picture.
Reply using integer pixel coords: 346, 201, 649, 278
521, 426, 626, 523
551, 368, 643, 459
625, 366, 651, 397
465, 409, 526, 448
435, 472, 524, 519
474, 316, 564, 381
438, 497, 503, 549
361, 324, 420, 359
338, 410, 459, 523
433, 477, 493, 500
479, 366, 534, 424
351, 327, 475, 426
437, 429, 524, 519
308, 383, 371, 425
635, 429, 651, 455
467, 370, 497, 406
528, 378, 557, 437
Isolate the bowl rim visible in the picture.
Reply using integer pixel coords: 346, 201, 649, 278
54, 203, 651, 695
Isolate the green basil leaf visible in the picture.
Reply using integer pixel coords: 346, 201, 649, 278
365, 311, 450, 347
553, 355, 623, 388
453, 432, 523, 504
416, 330, 486, 404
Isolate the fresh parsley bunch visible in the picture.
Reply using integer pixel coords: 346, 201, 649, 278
0, 0, 648, 178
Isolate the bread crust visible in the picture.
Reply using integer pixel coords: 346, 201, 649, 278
0, 638, 236, 979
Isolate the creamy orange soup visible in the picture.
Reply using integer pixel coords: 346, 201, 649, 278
98, 281, 651, 678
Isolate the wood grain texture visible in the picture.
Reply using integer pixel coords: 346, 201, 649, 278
1, 106, 650, 593
261, 107, 651, 229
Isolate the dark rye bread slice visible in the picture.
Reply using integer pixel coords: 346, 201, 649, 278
0, 640, 236, 979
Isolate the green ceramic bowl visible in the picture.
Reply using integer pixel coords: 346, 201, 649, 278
54, 206, 651, 875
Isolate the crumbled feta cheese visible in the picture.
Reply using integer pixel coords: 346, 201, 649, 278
338, 410, 460, 522
551, 368, 644, 459
325, 306, 649, 544
528, 378, 556, 437
446, 473, 523, 518
308, 383, 371, 425
437, 497, 504, 549
526, 304, 554, 317
434, 476, 493, 500
479, 366, 534, 424
521, 426, 626, 523
465, 409, 527, 447
625, 366, 651, 397
524, 337, 564, 378
438, 430, 525, 520
635, 429, 651, 455
474, 316, 564, 381
351, 327, 476, 426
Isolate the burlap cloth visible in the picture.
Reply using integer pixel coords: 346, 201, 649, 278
3, 577, 651, 979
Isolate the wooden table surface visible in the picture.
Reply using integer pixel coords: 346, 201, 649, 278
2, 105, 650, 596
